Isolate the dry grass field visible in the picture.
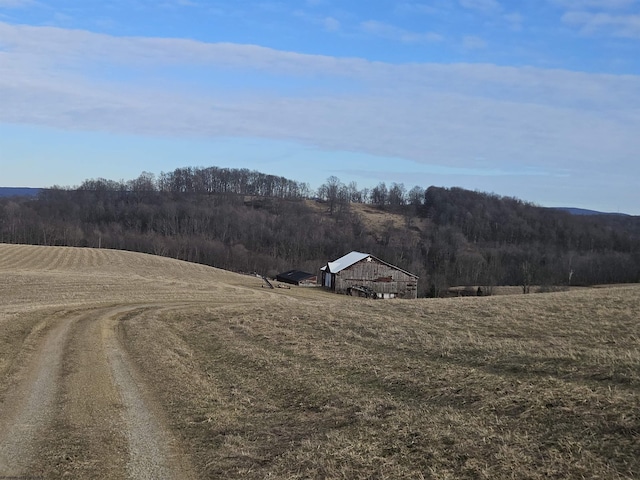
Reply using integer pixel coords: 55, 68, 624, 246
0, 244, 638, 479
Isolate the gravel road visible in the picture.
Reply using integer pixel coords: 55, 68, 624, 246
0, 305, 195, 479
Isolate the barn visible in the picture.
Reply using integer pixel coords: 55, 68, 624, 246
276, 270, 317, 286
320, 251, 418, 299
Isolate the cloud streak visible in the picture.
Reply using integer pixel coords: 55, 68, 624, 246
359, 20, 443, 44
0, 0, 36, 7
550, 0, 637, 9
563, 11, 640, 37
1, 21, 639, 184
459, 0, 501, 13
550, 0, 640, 37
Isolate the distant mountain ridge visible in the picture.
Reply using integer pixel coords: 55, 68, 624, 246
0, 187, 42, 198
553, 207, 630, 217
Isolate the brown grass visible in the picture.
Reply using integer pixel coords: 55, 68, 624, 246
1, 244, 639, 479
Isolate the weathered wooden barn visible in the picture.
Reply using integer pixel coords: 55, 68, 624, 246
320, 251, 418, 299
276, 270, 317, 286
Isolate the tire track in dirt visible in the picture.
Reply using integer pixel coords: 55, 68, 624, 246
0, 305, 195, 478
103, 307, 196, 480
48, 306, 131, 478
0, 312, 72, 476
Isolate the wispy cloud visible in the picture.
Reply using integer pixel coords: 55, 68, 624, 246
550, 0, 637, 9
394, 3, 440, 15
549, 0, 640, 38
322, 16, 340, 32
173, 0, 199, 7
562, 10, 640, 37
0, 21, 639, 182
359, 20, 443, 44
459, 0, 501, 13
462, 35, 488, 49
0, 0, 36, 7
293, 7, 342, 33
457, 0, 527, 33
503, 12, 524, 30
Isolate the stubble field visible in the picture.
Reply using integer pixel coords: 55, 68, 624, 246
0, 243, 638, 479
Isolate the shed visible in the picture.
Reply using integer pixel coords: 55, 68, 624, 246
320, 251, 418, 299
276, 270, 317, 286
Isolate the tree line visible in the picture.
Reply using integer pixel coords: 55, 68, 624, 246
1, 166, 639, 297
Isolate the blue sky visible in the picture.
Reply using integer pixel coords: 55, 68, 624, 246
1, 0, 639, 213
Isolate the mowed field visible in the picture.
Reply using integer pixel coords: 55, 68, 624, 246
0, 244, 638, 479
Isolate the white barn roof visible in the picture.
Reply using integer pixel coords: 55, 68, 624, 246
321, 251, 419, 278
324, 251, 371, 273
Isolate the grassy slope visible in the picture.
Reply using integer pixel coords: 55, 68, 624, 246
1, 244, 638, 479
124, 287, 640, 479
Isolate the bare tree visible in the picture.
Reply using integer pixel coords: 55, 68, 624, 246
370, 182, 388, 207
318, 176, 343, 215
408, 185, 425, 207
388, 183, 407, 207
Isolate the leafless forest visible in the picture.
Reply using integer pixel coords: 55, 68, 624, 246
1, 167, 639, 297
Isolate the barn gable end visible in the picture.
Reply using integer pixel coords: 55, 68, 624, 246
320, 251, 418, 299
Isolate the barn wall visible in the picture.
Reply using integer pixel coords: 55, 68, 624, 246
334, 258, 418, 299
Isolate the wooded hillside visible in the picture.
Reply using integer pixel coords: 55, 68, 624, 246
1, 166, 638, 297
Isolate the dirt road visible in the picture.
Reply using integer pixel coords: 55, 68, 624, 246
0, 305, 196, 479
0, 244, 281, 478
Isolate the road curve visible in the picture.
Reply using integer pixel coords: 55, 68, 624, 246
0, 305, 195, 479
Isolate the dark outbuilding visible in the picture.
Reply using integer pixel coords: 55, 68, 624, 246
276, 270, 318, 286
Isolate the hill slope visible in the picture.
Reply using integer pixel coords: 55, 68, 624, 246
1, 176, 639, 295
1, 244, 639, 478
